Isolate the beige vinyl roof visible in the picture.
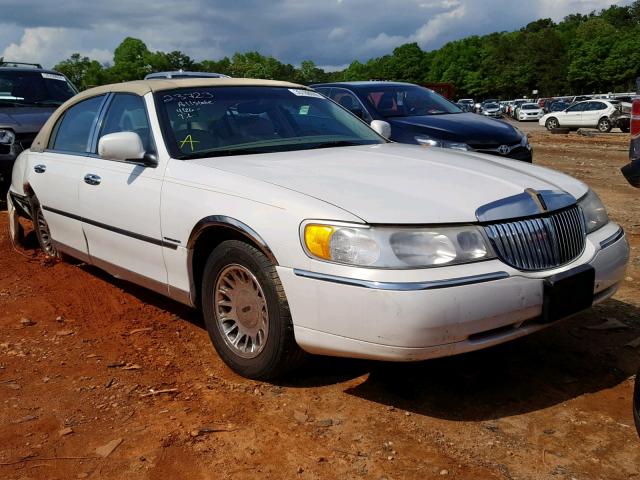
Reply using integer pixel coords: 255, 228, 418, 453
31, 78, 309, 153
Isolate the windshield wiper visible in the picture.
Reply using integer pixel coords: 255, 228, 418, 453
307, 140, 368, 149
0, 99, 26, 107
180, 147, 268, 160
27, 100, 65, 107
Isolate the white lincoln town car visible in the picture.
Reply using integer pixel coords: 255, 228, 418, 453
7, 79, 629, 379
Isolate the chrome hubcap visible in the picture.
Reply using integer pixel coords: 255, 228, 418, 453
36, 209, 55, 255
214, 264, 269, 358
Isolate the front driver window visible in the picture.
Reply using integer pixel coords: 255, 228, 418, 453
99, 94, 154, 152
50, 95, 105, 153
330, 89, 371, 122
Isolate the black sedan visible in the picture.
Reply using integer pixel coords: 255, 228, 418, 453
312, 82, 532, 162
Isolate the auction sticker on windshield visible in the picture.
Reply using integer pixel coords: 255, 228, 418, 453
288, 88, 323, 98
41, 73, 67, 82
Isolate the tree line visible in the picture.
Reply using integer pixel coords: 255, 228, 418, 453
54, 1, 640, 98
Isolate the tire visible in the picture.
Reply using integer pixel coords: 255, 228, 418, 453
620, 125, 630, 133
635, 371, 640, 438
201, 240, 304, 379
32, 202, 58, 257
597, 117, 612, 133
545, 117, 559, 131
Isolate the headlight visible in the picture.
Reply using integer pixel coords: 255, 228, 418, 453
0, 129, 15, 145
414, 135, 471, 152
302, 222, 495, 268
578, 190, 609, 233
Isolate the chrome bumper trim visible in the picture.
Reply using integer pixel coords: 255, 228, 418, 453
599, 227, 625, 249
293, 269, 509, 291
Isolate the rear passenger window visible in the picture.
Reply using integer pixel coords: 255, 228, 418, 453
99, 94, 154, 153
50, 95, 105, 153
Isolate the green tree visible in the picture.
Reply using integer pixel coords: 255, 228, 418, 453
295, 60, 327, 84
54, 53, 106, 90
109, 37, 152, 81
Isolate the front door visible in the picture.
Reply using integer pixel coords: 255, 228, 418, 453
561, 102, 587, 127
78, 93, 169, 289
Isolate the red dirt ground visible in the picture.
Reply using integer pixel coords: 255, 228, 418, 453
0, 131, 639, 479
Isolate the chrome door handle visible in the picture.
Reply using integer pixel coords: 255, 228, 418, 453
34, 164, 46, 173
84, 174, 101, 186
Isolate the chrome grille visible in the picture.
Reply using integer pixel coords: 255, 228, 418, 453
484, 206, 586, 271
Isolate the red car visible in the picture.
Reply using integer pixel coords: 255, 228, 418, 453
621, 80, 639, 437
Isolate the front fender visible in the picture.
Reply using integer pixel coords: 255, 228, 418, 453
10, 149, 30, 196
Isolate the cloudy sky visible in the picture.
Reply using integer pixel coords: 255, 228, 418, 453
0, 0, 633, 70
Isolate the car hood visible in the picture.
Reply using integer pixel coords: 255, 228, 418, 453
192, 143, 587, 224
0, 107, 56, 134
387, 112, 521, 146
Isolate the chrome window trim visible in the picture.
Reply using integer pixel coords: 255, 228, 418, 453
293, 269, 509, 291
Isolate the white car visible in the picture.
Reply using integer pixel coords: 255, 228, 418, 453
7, 79, 629, 379
518, 103, 544, 121
540, 100, 618, 132
481, 102, 502, 118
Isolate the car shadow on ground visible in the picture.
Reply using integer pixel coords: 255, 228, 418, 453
72, 255, 639, 421
341, 299, 640, 421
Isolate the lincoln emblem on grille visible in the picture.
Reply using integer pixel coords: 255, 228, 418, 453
525, 188, 548, 213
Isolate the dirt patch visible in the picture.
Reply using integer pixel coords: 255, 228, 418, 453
1, 133, 639, 479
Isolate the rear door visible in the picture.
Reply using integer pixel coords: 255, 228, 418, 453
77, 93, 169, 288
582, 101, 608, 127
27, 94, 107, 258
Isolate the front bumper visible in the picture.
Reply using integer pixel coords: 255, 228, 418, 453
520, 114, 543, 120
279, 222, 628, 361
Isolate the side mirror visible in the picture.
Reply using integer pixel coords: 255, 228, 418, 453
622, 159, 640, 188
370, 120, 391, 139
98, 132, 157, 167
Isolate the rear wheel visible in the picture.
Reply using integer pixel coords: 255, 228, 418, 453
545, 117, 559, 130
597, 117, 612, 133
620, 125, 630, 133
32, 203, 58, 257
201, 240, 304, 379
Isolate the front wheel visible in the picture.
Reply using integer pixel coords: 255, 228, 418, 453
597, 117, 612, 133
545, 117, 559, 130
201, 240, 304, 379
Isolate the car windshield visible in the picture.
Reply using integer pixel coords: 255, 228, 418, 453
156, 87, 385, 159
522, 104, 538, 110
0, 70, 77, 107
355, 84, 462, 118
484, 103, 499, 109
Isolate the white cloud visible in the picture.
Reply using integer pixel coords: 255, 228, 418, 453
1, 27, 114, 67
2, 27, 68, 66
0, 0, 634, 68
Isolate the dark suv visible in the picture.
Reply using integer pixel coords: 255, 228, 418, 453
0, 63, 77, 186
312, 82, 532, 162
